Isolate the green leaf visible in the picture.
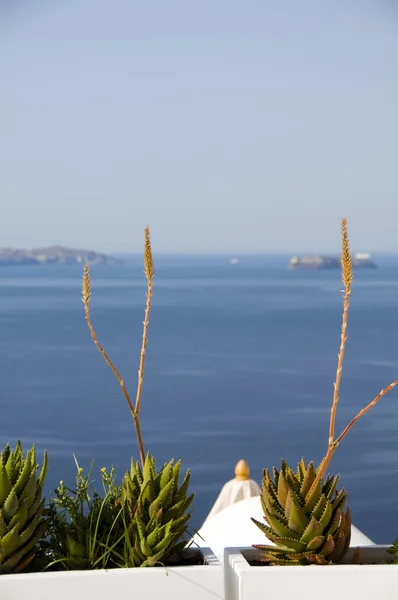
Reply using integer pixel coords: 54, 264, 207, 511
327, 508, 342, 537
146, 527, 160, 548
300, 516, 324, 544
169, 512, 190, 534
299, 462, 315, 498
271, 536, 307, 552
271, 467, 279, 488
140, 537, 153, 557
264, 469, 277, 494
0, 510, 7, 537
19, 510, 43, 546
263, 475, 281, 506
304, 479, 323, 513
1, 445, 10, 467
0, 526, 20, 559
173, 471, 191, 504
160, 460, 174, 490
37, 451, 48, 493
283, 464, 301, 494
323, 475, 339, 501
284, 488, 293, 519
3, 490, 19, 521
0, 460, 12, 506
266, 513, 300, 540
130, 460, 142, 486
312, 494, 327, 521
331, 488, 347, 512
20, 470, 38, 508
319, 501, 333, 529
5, 450, 16, 485
152, 532, 172, 555
263, 495, 287, 524
13, 450, 33, 497
165, 493, 194, 523
133, 538, 147, 563
276, 469, 289, 510
297, 457, 306, 482
27, 494, 44, 523
135, 516, 147, 541
163, 498, 186, 521
288, 497, 308, 534
142, 454, 155, 483
8, 505, 28, 532
252, 517, 282, 543
148, 478, 174, 519
172, 461, 181, 491
138, 477, 153, 506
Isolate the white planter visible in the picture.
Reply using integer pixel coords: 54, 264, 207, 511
224, 546, 398, 600
0, 548, 223, 600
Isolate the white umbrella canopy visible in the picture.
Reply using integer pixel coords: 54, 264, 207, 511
203, 459, 261, 523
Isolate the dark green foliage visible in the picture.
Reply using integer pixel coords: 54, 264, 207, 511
47, 460, 124, 570
121, 453, 194, 567
252, 458, 351, 565
388, 541, 398, 563
0, 441, 48, 574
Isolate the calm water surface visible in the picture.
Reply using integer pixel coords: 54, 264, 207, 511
0, 255, 398, 543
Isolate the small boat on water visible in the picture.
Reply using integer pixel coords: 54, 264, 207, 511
289, 252, 377, 269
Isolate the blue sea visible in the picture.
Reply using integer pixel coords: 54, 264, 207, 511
1, 255, 398, 544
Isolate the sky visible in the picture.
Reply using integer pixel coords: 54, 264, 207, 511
1, 0, 397, 254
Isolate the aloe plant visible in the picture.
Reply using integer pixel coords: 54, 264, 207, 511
82, 228, 195, 568
121, 453, 194, 567
0, 441, 48, 573
253, 218, 398, 565
252, 459, 351, 565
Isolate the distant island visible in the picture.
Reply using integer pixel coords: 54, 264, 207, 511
289, 253, 377, 270
0, 246, 120, 266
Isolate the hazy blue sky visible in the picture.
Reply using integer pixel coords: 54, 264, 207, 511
1, 1, 397, 253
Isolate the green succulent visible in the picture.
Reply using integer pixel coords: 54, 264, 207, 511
252, 458, 351, 565
0, 441, 48, 574
122, 452, 194, 567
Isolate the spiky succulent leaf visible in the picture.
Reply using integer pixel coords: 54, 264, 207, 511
252, 459, 351, 566
0, 442, 47, 573
0, 461, 12, 505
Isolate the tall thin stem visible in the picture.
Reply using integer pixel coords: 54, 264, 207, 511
334, 380, 398, 448
82, 265, 145, 466
135, 282, 153, 415
82, 225, 155, 470
328, 289, 351, 446
314, 380, 398, 486
306, 217, 353, 497
134, 226, 154, 416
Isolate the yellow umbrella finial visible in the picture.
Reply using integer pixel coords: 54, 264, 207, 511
234, 459, 250, 481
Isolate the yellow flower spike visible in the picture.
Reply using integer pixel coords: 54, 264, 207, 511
341, 217, 353, 293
